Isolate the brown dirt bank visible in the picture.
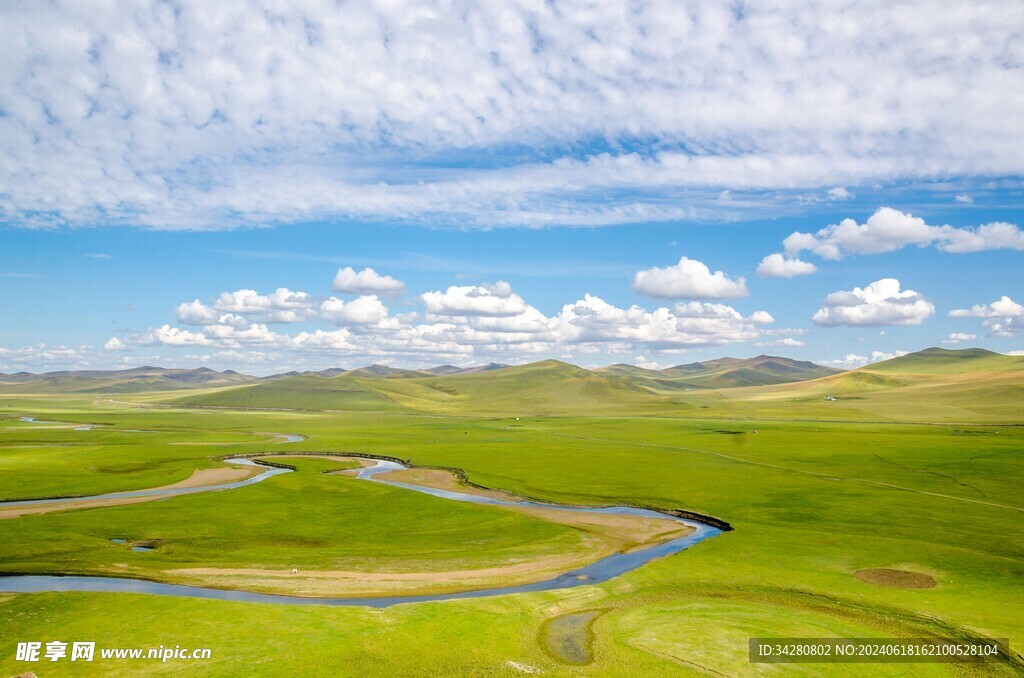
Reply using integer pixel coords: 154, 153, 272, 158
854, 568, 937, 589
0, 465, 261, 519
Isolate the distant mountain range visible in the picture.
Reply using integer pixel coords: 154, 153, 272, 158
597, 355, 841, 390
3, 347, 1019, 421
0, 355, 839, 393
3, 350, 1021, 416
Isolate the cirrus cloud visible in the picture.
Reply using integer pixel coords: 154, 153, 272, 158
2, 2, 1022, 230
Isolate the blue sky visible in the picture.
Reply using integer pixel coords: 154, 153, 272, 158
1, 2, 1022, 374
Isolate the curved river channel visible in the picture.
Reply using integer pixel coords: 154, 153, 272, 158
0, 453, 723, 607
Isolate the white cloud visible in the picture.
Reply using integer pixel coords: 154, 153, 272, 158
214, 289, 301, 312
813, 278, 935, 327
177, 288, 318, 325
633, 257, 749, 300
783, 207, 1024, 260
176, 300, 221, 325
939, 222, 1024, 253
332, 267, 406, 295
954, 194, 974, 204
756, 253, 817, 278
422, 282, 528, 317
0, 343, 95, 370
821, 349, 908, 369
557, 296, 771, 349
321, 295, 391, 327
949, 296, 1024, 337
755, 338, 805, 348
1009, 350, 1024, 357
942, 332, 978, 344
2, 3, 1022, 229
85, 253, 112, 260
103, 337, 129, 351
108, 278, 779, 367
136, 325, 211, 347
827, 187, 852, 201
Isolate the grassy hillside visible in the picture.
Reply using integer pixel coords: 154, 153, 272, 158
172, 375, 408, 411
357, 360, 682, 416
868, 347, 1024, 374
659, 355, 840, 388
0, 367, 253, 394
159, 348, 1024, 422
597, 355, 840, 392
683, 347, 1024, 423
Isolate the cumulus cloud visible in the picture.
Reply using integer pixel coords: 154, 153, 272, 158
108, 278, 779, 367
827, 187, 852, 201
942, 332, 978, 344
556, 296, 772, 349
136, 325, 211, 347
755, 338, 806, 348
783, 207, 1024, 260
813, 279, 935, 327
633, 257, 749, 300
422, 282, 528, 317
0, 344, 95, 370
756, 253, 817, 278
321, 295, 391, 327
821, 350, 908, 369
176, 300, 221, 325
332, 267, 406, 295
177, 288, 317, 325
103, 337, 129, 351
2, 3, 1022, 230
949, 296, 1024, 337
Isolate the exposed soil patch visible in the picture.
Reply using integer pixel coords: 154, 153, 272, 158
0, 494, 174, 519
0, 464, 260, 519
377, 467, 517, 501
854, 568, 936, 589
160, 465, 260, 490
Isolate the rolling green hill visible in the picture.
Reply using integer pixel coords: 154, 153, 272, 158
597, 355, 840, 391
12, 348, 1023, 422
0, 367, 254, 393
683, 347, 1024, 423
171, 375, 409, 411
357, 360, 681, 415
868, 347, 1024, 374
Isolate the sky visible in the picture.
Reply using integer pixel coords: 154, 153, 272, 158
1, 1, 1022, 375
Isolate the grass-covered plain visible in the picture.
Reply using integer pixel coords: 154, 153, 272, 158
0, 350, 1021, 675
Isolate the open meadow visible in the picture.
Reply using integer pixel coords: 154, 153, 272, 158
0, 349, 1021, 675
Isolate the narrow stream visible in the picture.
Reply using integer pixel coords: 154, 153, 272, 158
0, 455, 723, 607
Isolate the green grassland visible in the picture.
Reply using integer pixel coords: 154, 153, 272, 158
0, 348, 1021, 675
0, 457, 589, 582
172, 375, 410, 411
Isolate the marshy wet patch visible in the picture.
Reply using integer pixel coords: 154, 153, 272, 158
541, 609, 607, 665
854, 568, 936, 589
127, 539, 161, 553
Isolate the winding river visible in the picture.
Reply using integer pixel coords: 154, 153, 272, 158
0, 449, 723, 607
